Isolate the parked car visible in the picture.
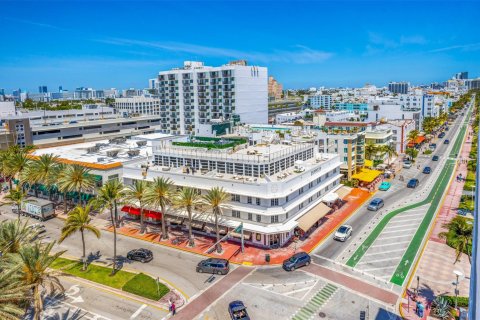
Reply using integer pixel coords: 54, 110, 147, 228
333, 225, 353, 242
439, 132, 445, 138
432, 155, 439, 161
423, 167, 431, 174
407, 178, 419, 188
378, 181, 391, 191
444, 139, 450, 144
367, 198, 384, 211
196, 258, 230, 275
228, 301, 250, 320
403, 161, 413, 169
27, 223, 46, 234
282, 252, 311, 271
127, 248, 153, 263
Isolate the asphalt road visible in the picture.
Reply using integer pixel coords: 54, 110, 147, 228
312, 110, 467, 262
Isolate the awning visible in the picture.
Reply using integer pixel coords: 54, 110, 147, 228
352, 168, 382, 183
364, 159, 373, 168
166, 216, 184, 225
230, 231, 252, 240
121, 206, 162, 220
322, 192, 339, 203
296, 203, 331, 232
190, 221, 205, 230
407, 136, 426, 147
336, 186, 352, 199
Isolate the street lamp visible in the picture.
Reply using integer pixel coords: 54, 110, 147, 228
453, 270, 463, 310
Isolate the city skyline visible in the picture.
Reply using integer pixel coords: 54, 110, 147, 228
1, 1, 479, 92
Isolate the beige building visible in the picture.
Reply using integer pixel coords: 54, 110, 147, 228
268, 76, 283, 101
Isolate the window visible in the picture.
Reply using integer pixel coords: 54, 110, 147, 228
247, 213, 253, 221
256, 198, 261, 205
231, 194, 240, 202
309, 182, 313, 188
286, 212, 289, 219
247, 196, 252, 204
256, 233, 261, 241
271, 215, 279, 223
232, 210, 241, 218
299, 187, 304, 195
271, 198, 279, 206
309, 196, 313, 203
286, 195, 289, 202
256, 215, 262, 222
298, 203, 304, 210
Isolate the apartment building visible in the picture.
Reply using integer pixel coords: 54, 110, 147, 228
115, 96, 161, 116
308, 94, 333, 109
123, 137, 343, 248
150, 61, 268, 135
268, 76, 283, 101
388, 82, 409, 94
377, 119, 416, 154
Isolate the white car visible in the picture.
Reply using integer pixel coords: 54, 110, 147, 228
403, 161, 412, 169
334, 225, 353, 242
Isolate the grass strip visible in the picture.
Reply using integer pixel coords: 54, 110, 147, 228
51, 257, 170, 300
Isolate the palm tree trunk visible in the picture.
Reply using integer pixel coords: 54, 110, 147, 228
188, 208, 194, 247
215, 210, 221, 253
110, 207, 117, 274
33, 285, 42, 320
34, 184, 38, 197
160, 204, 168, 240
114, 200, 119, 227
8, 177, 12, 190
140, 207, 145, 234
81, 229, 87, 270
63, 191, 68, 215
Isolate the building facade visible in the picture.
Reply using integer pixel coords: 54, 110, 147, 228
268, 76, 283, 101
388, 82, 409, 94
309, 95, 333, 109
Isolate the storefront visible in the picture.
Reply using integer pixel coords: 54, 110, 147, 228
120, 205, 162, 224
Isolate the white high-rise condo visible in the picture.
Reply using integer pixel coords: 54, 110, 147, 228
152, 61, 268, 135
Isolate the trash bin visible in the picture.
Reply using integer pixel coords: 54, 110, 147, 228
265, 254, 270, 263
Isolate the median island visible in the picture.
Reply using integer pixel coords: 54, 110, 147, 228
51, 257, 169, 301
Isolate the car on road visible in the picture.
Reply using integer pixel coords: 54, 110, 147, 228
282, 252, 311, 271
444, 139, 450, 144
378, 181, 391, 191
407, 178, 419, 188
439, 132, 445, 138
432, 155, 439, 161
127, 248, 153, 263
429, 143, 437, 150
27, 223, 46, 234
333, 225, 353, 242
228, 301, 250, 320
196, 258, 230, 275
367, 198, 384, 211
423, 167, 431, 174
403, 161, 413, 169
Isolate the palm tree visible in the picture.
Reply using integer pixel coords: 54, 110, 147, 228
57, 164, 96, 207
59, 202, 101, 270
55, 163, 70, 214
0, 219, 40, 254
124, 180, 149, 234
203, 187, 229, 253
381, 144, 398, 166
173, 187, 202, 247
3, 186, 27, 219
407, 129, 420, 145
439, 216, 473, 264
4, 148, 31, 186
17, 241, 65, 320
0, 267, 29, 320
19, 164, 39, 197
364, 143, 378, 160
93, 180, 125, 273
144, 177, 173, 240
30, 154, 59, 200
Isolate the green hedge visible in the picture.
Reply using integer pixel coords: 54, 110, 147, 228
442, 296, 469, 308
172, 137, 247, 149
122, 273, 169, 301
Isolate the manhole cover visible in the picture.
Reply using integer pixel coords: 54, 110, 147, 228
318, 312, 326, 318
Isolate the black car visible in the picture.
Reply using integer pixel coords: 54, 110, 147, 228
127, 249, 153, 263
438, 132, 445, 138
196, 258, 230, 275
432, 155, 439, 161
407, 178, 419, 188
282, 252, 311, 271
228, 301, 250, 320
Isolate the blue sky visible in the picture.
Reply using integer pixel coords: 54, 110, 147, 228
1, 1, 479, 92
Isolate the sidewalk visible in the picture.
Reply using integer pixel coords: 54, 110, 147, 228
400, 126, 473, 319
104, 188, 371, 266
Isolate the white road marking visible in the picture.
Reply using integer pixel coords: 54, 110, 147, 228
357, 257, 400, 265
376, 234, 415, 241
384, 223, 419, 230
364, 248, 407, 256
371, 240, 411, 248
130, 304, 147, 319
381, 227, 418, 235
361, 265, 397, 272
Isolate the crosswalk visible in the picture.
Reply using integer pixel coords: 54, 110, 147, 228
291, 283, 337, 320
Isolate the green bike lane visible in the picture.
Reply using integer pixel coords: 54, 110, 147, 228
346, 109, 470, 286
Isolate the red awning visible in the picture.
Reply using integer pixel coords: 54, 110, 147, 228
407, 136, 426, 147
121, 206, 162, 220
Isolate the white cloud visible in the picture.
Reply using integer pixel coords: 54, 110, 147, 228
429, 42, 480, 53
98, 38, 333, 64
